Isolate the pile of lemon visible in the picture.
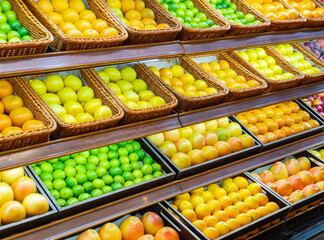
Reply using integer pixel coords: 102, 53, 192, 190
106, 0, 170, 30
37, 0, 119, 38
150, 64, 218, 97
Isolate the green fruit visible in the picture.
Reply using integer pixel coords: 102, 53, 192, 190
21, 35, 33, 41
72, 185, 84, 198
0, 1, 12, 12
77, 86, 94, 103
50, 190, 60, 200
0, 22, 11, 33
8, 20, 21, 31
4, 11, 16, 22
52, 161, 65, 170
53, 170, 66, 179
111, 182, 124, 191
0, 13, 6, 23
67, 197, 79, 205
78, 193, 91, 201
65, 177, 78, 189
57, 199, 67, 207
83, 181, 95, 193
91, 189, 103, 197
41, 162, 54, 173
40, 172, 53, 182
53, 178, 66, 191
44, 75, 64, 93
102, 175, 114, 186
102, 186, 113, 194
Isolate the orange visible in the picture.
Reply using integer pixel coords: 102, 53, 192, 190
100, 27, 119, 37
255, 122, 268, 135
79, 10, 97, 23
192, 219, 207, 232
213, 210, 229, 222
195, 203, 211, 219
299, 121, 312, 130
235, 213, 252, 226
178, 200, 193, 212
281, 126, 295, 136
1, 95, 24, 113
257, 134, 269, 144
218, 196, 232, 210
69, 0, 86, 13
60, 9, 80, 23
191, 196, 205, 208
83, 29, 100, 38
254, 193, 269, 206
224, 77, 236, 85
65, 28, 83, 37
251, 3, 264, 12
263, 4, 277, 13
228, 192, 242, 204
273, 2, 285, 11
22, 120, 45, 131
272, 116, 285, 128
290, 123, 304, 133
265, 11, 278, 20
261, 106, 275, 118
91, 19, 109, 33
129, 19, 145, 29
175, 192, 190, 201
308, 119, 320, 128
300, 9, 313, 18
283, 115, 295, 127
238, 189, 252, 200
234, 201, 249, 213
200, 191, 214, 203
224, 205, 240, 218
125, 10, 142, 21
312, 9, 323, 18
277, 104, 292, 115
246, 209, 261, 221
51, 0, 69, 13
181, 209, 197, 222
141, 18, 157, 26
286, 9, 299, 19
48, 12, 64, 26
273, 129, 287, 139
206, 200, 221, 213
265, 202, 280, 213
121, 0, 135, 13
37, 0, 54, 14
273, 108, 284, 117
212, 188, 227, 200
264, 132, 277, 142
135, 0, 145, 11
203, 215, 218, 227
307, 1, 316, 10
226, 218, 241, 231
2, 126, 23, 135
0, 102, 3, 114
256, 206, 271, 217
243, 112, 258, 124
298, 110, 311, 121
215, 221, 230, 236
75, 20, 92, 32
263, 119, 279, 132
140, 8, 155, 19
170, 78, 183, 88
290, 113, 302, 124
203, 227, 219, 239
246, 80, 260, 87
236, 115, 248, 126
0, 80, 14, 99
157, 23, 169, 29
290, 2, 301, 11
219, 60, 230, 71
9, 107, 34, 128
59, 22, 76, 33
286, 102, 300, 113
236, 75, 247, 83
0, 114, 12, 132
247, 183, 262, 195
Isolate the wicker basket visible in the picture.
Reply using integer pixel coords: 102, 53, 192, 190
184, 52, 268, 101
0, 0, 53, 57
93, 0, 182, 44
203, 0, 271, 35
0, 78, 56, 151
18, 69, 124, 138
137, 57, 229, 111
152, 0, 230, 40
85, 63, 178, 124
23, 0, 127, 51
272, 42, 324, 85
230, 47, 305, 92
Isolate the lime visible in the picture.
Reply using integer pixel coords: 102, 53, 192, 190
50, 189, 60, 200
40, 172, 53, 182
4, 11, 16, 22
244, 14, 255, 23
53, 179, 67, 191
53, 170, 66, 179
97, 152, 108, 161
143, 175, 154, 181
93, 179, 105, 189
43, 180, 54, 190
65, 159, 77, 168
72, 185, 84, 198
67, 197, 79, 205
102, 186, 113, 194
191, 22, 199, 28
185, 1, 194, 9
141, 164, 153, 175
119, 156, 130, 164
33, 166, 42, 175
111, 182, 124, 191
96, 167, 107, 178
91, 189, 103, 197
74, 155, 87, 165
88, 155, 99, 165
108, 144, 119, 151
117, 148, 128, 157
70, 153, 78, 159
124, 181, 134, 187
0, 1, 12, 12
121, 163, 132, 173
75, 173, 88, 185
169, 1, 179, 11
8, 20, 21, 31
184, 16, 192, 23
59, 155, 70, 162
99, 146, 109, 153
133, 169, 143, 179
125, 144, 135, 154
79, 150, 90, 158
117, 141, 127, 148
65, 177, 78, 188
192, 8, 199, 16
64, 166, 76, 177
41, 162, 54, 173
197, 13, 207, 21
162, 3, 169, 10
0, 13, 6, 23
205, 19, 214, 27
135, 149, 146, 160
83, 182, 95, 193
102, 175, 114, 186
57, 199, 67, 207
90, 148, 99, 155
129, 153, 139, 162
151, 163, 162, 172
85, 162, 96, 171
130, 161, 141, 171
143, 156, 154, 165
78, 193, 91, 201
75, 165, 87, 174
86, 171, 98, 182
153, 171, 163, 178
48, 158, 59, 164
122, 172, 134, 181
134, 178, 143, 184
108, 151, 119, 160
99, 160, 110, 170
53, 162, 65, 171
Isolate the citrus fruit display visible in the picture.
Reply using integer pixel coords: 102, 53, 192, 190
0, 80, 45, 136
302, 93, 324, 118
245, 0, 300, 21
149, 64, 218, 97
236, 47, 296, 80
157, 0, 219, 28
304, 39, 324, 61
169, 176, 281, 238
28, 74, 113, 123
96, 66, 166, 109
0, 167, 49, 225
250, 157, 324, 203
285, 0, 324, 18
208, 0, 262, 25
36, 0, 119, 38
235, 101, 320, 144
31, 140, 165, 207
274, 44, 322, 75
105, 0, 170, 30
147, 117, 256, 170
309, 147, 324, 162
0, 0, 33, 43
76, 210, 180, 240
195, 58, 261, 89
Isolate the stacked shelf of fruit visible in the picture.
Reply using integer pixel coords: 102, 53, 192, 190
164, 174, 289, 239
301, 93, 324, 118
146, 117, 262, 179
24, 0, 127, 51
235, 101, 323, 150
248, 153, 324, 216
100, 0, 182, 44
88, 63, 178, 124
29, 139, 175, 217
0, 167, 57, 238
308, 145, 324, 165
304, 39, 324, 61
19, 69, 124, 137
205, 0, 271, 35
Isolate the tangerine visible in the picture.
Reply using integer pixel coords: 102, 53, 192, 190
9, 107, 33, 128
264, 132, 277, 142
257, 134, 269, 144
1, 95, 24, 113
83, 29, 100, 37
0, 114, 12, 132
100, 27, 119, 37
2, 126, 23, 135
79, 10, 96, 23
22, 120, 45, 131
0, 80, 13, 99
213, 210, 229, 222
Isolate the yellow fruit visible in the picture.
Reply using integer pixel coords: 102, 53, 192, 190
79, 10, 97, 23
235, 213, 252, 226
178, 200, 193, 212
205, 87, 218, 95
191, 187, 204, 195
190, 196, 205, 208
48, 12, 63, 25
135, 0, 145, 11
100, 27, 119, 37
75, 20, 92, 32
206, 199, 221, 213
195, 203, 211, 219
83, 29, 100, 37
207, 184, 219, 192
107, 0, 122, 9
247, 183, 262, 195
92, 19, 109, 33
66, 28, 83, 37
149, 66, 160, 77
37, 0, 54, 14
181, 209, 197, 222
215, 222, 230, 236
175, 192, 190, 201
61, 9, 80, 23
140, 8, 155, 19
159, 68, 173, 79
213, 188, 227, 200
59, 22, 76, 34
69, 0, 86, 13
199, 191, 214, 203
121, 0, 135, 13
51, 0, 69, 13
233, 176, 249, 189
125, 10, 142, 20
244, 196, 259, 209
170, 65, 184, 78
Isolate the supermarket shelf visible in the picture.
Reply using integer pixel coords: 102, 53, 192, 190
179, 81, 324, 127
9, 182, 182, 240
178, 132, 324, 192
0, 41, 184, 78
182, 27, 324, 54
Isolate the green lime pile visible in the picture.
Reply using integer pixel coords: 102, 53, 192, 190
207, 0, 261, 25
158, 0, 219, 28
31, 140, 164, 207
0, 0, 33, 43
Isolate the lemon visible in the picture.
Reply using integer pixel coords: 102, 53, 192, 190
205, 88, 218, 95
68, 0, 86, 13
137, 101, 152, 109
51, 0, 69, 13
123, 91, 139, 102
108, 83, 121, 94
64, 101, 84, 117
233, 176, 248, 189
170, 65, 184, 78
149, 66, 160, 77
116, 80, 133, 93
76, 112, 94, 122
139, 90, 154, 101
62, 75, 83, 92
42, 93, 61, 105
98, 71, 110, 83
49, 104, 67, 117
94, 106, 112, 119
44, 75, 64, 93
107, 0, 122, 9
77, 86, 94, 103
103, 67, 122, 82
57, 87, 77, 104
61, 114, 77, 123
121, 67, 137, 81
179, 73, 195, 85
60, 9, 79, 23
29, 79, 47, 96
116, 94, 127, 103
193, 80, 208, 91
125, 101, 139, 109
149, 96, 166, 107
132, 79, 147, 93
238, 51, 249, 61
84, 99, 102, 115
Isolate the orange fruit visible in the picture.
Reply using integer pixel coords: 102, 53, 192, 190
254, 193, 269, 206
129, 19, 145, 29
287, 102, 300, 113
246, 209, 261, 221
281, 126, 295, 136
140, 8, 155, 19
218, 196, 232, 210
48, 12, 64, 25
0, 80, 14, 100
215, 221, 230, 236
236, 75, 247, 83
203, 215, 218, 227
219, 60, 230, 71
100, 27, 119, 37
141, 18, 157, 26
308, 119, 320, 128
195, 203, 211, 219
125, 10, 142, 21
264, 132, 277, 142
83, 29, 100, 37
37, 0, 54, 13
75, 20, 92, 32
170, 78, 183, 88
206, 199, 221, 213
181, 209, 197, 222
192, 219, 207, 232
0, 114, 12, 132
257, 134, 269, 144
290, 123, 304, 133
255, 122, 268, 135
236, 115, 248, 126
0, 102, 3, 114
273, 2, 285, 11
277, 104, 292, 114
283, 115, 295, 127
273, 129, 287, 139
252, 110, 267, 123
226, 218, 241, 231
59, 22, 76, 33
263, 118, 279, 132
66, 28, 83, 37
261, 106, 275, 118
228, 192, 242, 204
243, 112, 258, 124
2, 126, 23, 135
265, 202, 280, 213
1, 95, 24, 113
235, 213, 252, 226
256, 206, 271, 217
300, 9, 313, 18
298, 110, 311, 121
203, 227, 219, 239
290, 113, 302, 124
92, 19, 109, 33
156, 23, 169, 29
69, 0, 86, 13
299, 121, 312, 130
312, 9, 323, 18
307, 1, 316, 10
286, 9, 299, 19
273, 108, 285, 117
234, 201, 249, 213
79, 10, 97, 23
61, 9, 80, 23
22, 120, 45, 131
265, 11, 278, 20
238, 189, 252, 200
200, 191, 214, 203
263, 4, 277, 13
135, 0, 145, 11
290, 2, 301, 11
178, 200, 193, 212
121, 0, 135, 13
9, 107, 34, 128
246, 80, 260, 87
213, 210, 229, 222
224, 205, 240, 218
247, 183, 262, 195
